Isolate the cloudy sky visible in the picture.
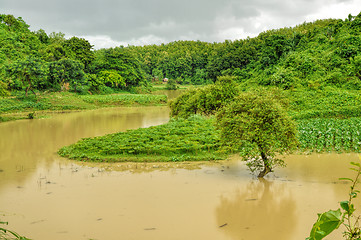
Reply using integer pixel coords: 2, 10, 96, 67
1, 0, 360, 49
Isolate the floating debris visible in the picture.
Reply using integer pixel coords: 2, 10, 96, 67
144, 228, 156, 231
219, 223, 228, 228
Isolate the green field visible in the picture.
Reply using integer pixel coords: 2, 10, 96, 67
0, 92, 167, 122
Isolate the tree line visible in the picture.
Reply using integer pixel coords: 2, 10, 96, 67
0, 14, 147, 96
1, 12, 361, 96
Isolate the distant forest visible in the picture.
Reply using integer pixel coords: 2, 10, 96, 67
0, 12, 361, 96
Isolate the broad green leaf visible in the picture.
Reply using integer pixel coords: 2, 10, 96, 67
308, 209, 342, 240
340, 201, 349, 212
339, 178, 354, 182
350, 162, 361, 167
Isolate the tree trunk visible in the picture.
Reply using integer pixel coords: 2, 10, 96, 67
25, 75, 31, 97
258, 151, 272, 178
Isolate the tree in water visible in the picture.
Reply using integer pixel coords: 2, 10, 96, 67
216, 90, 298, 178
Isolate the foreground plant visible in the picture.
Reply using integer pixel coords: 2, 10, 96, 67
307, 159, 361, 240
0, 220, 29, 240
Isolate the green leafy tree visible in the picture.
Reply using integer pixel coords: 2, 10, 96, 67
152, 68, 164, 82
169, 76, 239, 118
91, 47, 146, 87
48, 59, 85, 91
34, 29, 49, 44
86, 73, 104, 93
216, 90, 298, 178
62, 36, 95, 71
165, 78, 178, 90
0, 80, 9, 97
6, 57, 47, 96
98, 70, 125, 88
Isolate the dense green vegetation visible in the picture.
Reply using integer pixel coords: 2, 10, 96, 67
58, 115, 225, 162
0, 14, 148, 97
216, 90, 298, 177
0, 92, 167, 122
307, 161, 361, 240
3, 11, 361, 176
2, 12, 361, 96
298, 118, 361, 153
58, 114, 361, 163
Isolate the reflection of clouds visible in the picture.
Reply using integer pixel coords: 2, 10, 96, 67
215, 179, 296, 240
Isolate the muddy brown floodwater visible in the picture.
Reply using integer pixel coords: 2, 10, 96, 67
0, 106, 360, 240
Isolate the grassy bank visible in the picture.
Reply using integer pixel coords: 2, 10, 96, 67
58, 115, 226, 162
286, 88, 361, 119
0, 92, 167, 122
58, 115, 361, 163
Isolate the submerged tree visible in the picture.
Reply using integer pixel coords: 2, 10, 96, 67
216, 91, 298, 178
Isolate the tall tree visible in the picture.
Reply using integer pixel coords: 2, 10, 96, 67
48, 58, 85, 91
6, 57, 47, 96
62, 37, 95, 71
216, 90, 298, 178
91, 47, 146, 87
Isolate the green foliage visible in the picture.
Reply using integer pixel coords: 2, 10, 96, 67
307, 160, 361, 240
62, 36, 95, 71
90, 47, 146, 87
27, 112, 35, 119
86, 73, 104, 93
58, 115, 225, 162
6, 57, 47, 96
3, 12, 361, 95
287, 88, 361, 119
169, 76, 239, 118
307, 209, 343, 240
298, 118, 361, 153
0, 92, 167, 116
98, 70, 125, 88
0, 81, 10, 97
48, 58, 85, 91
79, 94, 167, 106
0, 218, 29, 240
165, 78, 178, 90
216, 90, 298, 177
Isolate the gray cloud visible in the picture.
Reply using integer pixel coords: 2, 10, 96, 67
1, 0, 359, 48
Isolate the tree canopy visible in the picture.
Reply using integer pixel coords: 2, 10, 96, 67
1, 12, 361, 96
216, 91, 298, 177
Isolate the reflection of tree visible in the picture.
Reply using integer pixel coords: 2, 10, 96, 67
215, 179, 297, 240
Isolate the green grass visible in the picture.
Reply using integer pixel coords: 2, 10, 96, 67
58, 115, 226, 162
297, 118, 361, 153
286, 88, 361, 119
79, 94, 167, 106
59, 116, 361, 163
0, 92, 167, 122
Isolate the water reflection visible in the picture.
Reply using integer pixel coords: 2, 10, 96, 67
0, 106, 170, 190
216, 178, 296, 240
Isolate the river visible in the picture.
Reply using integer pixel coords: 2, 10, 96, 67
0, 105, 359, 240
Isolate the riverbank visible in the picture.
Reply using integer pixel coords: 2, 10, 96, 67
0, 92, 167, 122
58, 115, 226, 162
58, 115, 361, 163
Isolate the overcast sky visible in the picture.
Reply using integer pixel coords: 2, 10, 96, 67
1, 0, 360, 49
